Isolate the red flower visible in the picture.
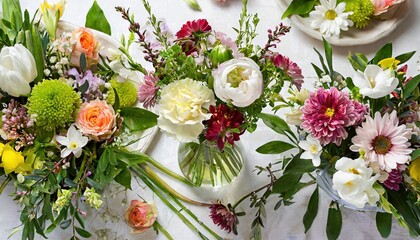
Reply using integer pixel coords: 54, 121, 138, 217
205, 105, 244, 151
209, 202, 239, 235
176, 19, 212, 39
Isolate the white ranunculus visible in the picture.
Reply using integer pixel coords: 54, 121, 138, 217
352, 64, 398, 99
332, 157, 380, 208
158, 78, 215, 143
213, 57, 263, 107
0, 44, 37, 97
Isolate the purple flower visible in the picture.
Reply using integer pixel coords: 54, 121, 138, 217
138, 74, 159, 108
383, 168, 403, 191
68, 68, 105, 101
271, 53, 304, 90
209, 202, 239, 235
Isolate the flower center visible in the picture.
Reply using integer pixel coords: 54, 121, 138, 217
349, 168, 360, 175
325, 108, 335, 118
368, 77, 376, 88
325, 10, 337, 20
372, 135, 392, 155
309, 144, 319, 154
227, 67, 249, 88
69, 142, 78, 150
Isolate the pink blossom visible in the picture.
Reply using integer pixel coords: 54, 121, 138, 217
301, 87, 357, 145
271, 53, 304, 90
138, 74, 159, 108
370, 0, 405, 16
215, 32, 241, 58
352, 100, 369, 125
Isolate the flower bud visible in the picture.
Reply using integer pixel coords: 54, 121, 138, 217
209, 45, 233, 66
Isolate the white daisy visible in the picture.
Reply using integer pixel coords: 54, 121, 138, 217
350, 111, 412, 173
308, 0, 353, 37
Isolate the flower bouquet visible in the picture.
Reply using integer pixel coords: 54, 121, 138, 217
258, 38, 420, 239
279, 0, 410, 45
118, 0, 303, 187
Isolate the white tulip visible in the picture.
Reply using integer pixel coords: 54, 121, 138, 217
0, 44, 37, 97
332, 157, 380, 208
213, 57, 263, 107
352, 64, 398, 99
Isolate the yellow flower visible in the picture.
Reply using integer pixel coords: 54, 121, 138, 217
410, 157, 420, 182
40, 0, 67, 39
378, 58, 400, 70
0, 145, 24, 174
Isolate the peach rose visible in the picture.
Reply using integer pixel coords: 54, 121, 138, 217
125, 200, 158, 234
76, 99, 116, 141
71, 27, 100, 67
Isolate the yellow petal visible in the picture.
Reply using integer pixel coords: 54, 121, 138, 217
410, 157, 420, 182
0, 145, 24, 174
0, 143, 5, 156
378, 58, 400, 70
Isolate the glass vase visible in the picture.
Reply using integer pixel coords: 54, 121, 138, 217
178, 141, 244, 187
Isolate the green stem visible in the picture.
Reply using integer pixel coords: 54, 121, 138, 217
153, 220, 174, 240
232, 182, 272, 209
0, 176, 11, 195
145, 157, 195, 187
134, 168, 209, 240
171, 196, 222, 240
137, 165, 210, 206
74, 155, 88, 183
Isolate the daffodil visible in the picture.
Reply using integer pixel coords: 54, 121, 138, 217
0, 144, 25, 174
378, 58, 400, 70
40, 0, 67, 39
56, 125, 88, 158
410, 158, 420, 182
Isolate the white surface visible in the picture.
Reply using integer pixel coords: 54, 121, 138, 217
1, 0, 420, 239
277, 0, 411, 46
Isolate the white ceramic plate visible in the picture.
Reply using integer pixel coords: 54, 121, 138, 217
277, 0, 411, 46
57, 21, 158, 153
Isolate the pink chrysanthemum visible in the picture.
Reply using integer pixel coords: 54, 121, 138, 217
352, 100, 369, 125
350, 111, 412, 173
176, 19, 212, 39
209, 202, 238, 235
301, 87, 357, 145
138, 74, 159, 108
271, 53, 304, 90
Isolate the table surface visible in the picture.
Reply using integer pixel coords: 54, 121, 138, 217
1, 0, 420, 239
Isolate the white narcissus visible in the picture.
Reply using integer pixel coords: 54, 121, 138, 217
56, 125, 89, 158
298, 135, 322, 166
213, 57, 263, 107
332, 157, 380, 208
352, 64, 398, 99
0, 44, 37, 97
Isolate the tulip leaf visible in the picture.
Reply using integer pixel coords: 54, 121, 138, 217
75, 227, 92, 238
303, 187, 319, 233
282, 0, 317, 19
120, 107, 158, 131
395, 51, 416, 64
348, 52, 368, 72
1, 0, 23, 31
403, 74, 420, 98
85, 0, 111, 35
371, 42, 392, 64
376, 212, 392, 238
114, 168, 132, 189
323, 38, 334, 74
256, 141, 294, 154
326, 202, 342, 240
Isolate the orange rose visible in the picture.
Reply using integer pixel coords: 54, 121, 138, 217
125, 200, 158, 234
71, 27, 99, 67
76, 99, 116, 141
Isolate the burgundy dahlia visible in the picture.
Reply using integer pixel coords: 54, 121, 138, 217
271, 53, 304, 90
383, 168, 403, 191
209, 202, 239, 235
301, 87, 358, 146
176, 19, 212, 39
138, 74, 159, 108
205, 105, 245, 151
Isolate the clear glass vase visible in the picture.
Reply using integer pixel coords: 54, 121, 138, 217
178, 141, 244, 187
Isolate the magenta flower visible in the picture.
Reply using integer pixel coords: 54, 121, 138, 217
138, 74, 159, 108
383, 168, 403, 191
301, 87, 358, 145
209, 202, 238, 235
352, 100, 369, 125
176, 19, 212, 39
271, 53, 304, 90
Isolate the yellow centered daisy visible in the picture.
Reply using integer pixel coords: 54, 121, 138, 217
325, 10, 338, 20
325, 107, 335, 118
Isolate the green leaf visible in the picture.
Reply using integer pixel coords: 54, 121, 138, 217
75, 227, 92, 238
371, 43, 392, 64
85, 1, 111, 35
59, 219, 72, 230
106, 147, 117, 166
97, 148, 109, 172
33, 218, 47, 239
284, 155, 316, 174
395, 51, 416, 64
75, 212, 85, 229
314, 47, 329, 75
114, 149, 149, 166
282, 0, 317, 19
387, 188, 420, 235
45, 223, 57, 234
114, 168, 132, 189
79, 80, 89, 94
376, 212, 392, 238
312, 63, 324, 78
348, 52, 368, 72
403, 74, 420, 98
183, 0, 202, 11
323, 38, 333, 74
326, 202, 342, 240
272, 173, 302, 194
256, 141, 294, 154
303, 187, 319, 233
79, 53, 87, 71
412, 149, 420, 160
1, 0, 23, 31
120, 107, 158, 131
258, 113, 292, 136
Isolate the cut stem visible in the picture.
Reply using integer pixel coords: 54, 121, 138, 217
145, 157, 195, 186
0, 176, 11, 195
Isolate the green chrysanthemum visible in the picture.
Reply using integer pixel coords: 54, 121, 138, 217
28, 80, 81, 131
345, 0, 374, 29
108, 78, 138, 107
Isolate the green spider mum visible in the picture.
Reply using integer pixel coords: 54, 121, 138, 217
27, 80, 81, 131
107, 78, 138, 107
345, 0, 374, 29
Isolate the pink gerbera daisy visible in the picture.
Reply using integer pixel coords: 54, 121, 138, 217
350, 111, 412, 173
301, 87, 357, 145
271, 53, 304, 90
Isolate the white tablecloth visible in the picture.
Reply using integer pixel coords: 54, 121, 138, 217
1, 0, 419, 239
